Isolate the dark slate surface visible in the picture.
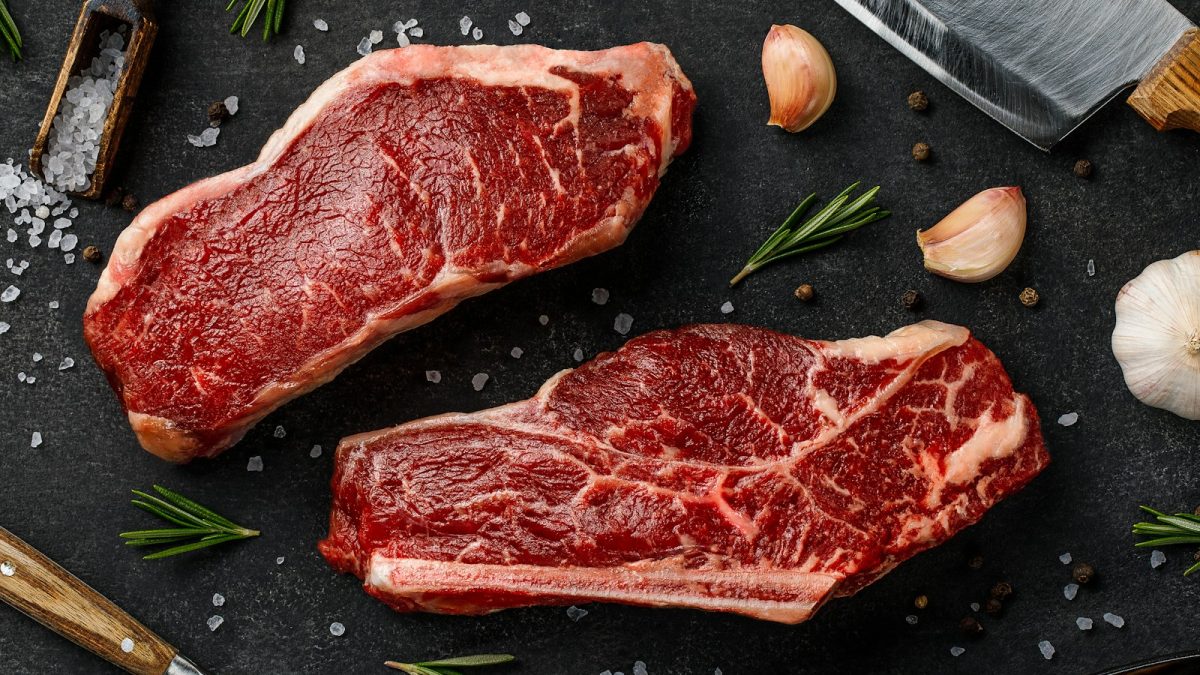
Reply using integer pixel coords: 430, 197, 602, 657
1, 1, 1199, 673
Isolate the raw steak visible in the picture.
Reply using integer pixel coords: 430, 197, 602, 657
82, 43, 695, 462
320, 321, 1048, 623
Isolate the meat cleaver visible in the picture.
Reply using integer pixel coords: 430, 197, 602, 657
833, 0, 1200, 149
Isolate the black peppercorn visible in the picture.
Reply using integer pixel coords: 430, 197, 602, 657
1193, 504, 1200, 516
794, 283, 815, 302
912, 142, 932, 162
967, 554, 984, 570
1072, 562, 1095, 585
907, 90, 929, 112
989, 581, 1013, 601
959, 616, 985, 636
1073, 159, 1093, 179
902, 289, 922, 310
104, 186, 126, 208
984, 598, 1003, 616
913, 594, 929, 610
121, 193, 140, 212
1019, 287, 1039, 307
82, 245, 102, 263
208, 101, 231, 127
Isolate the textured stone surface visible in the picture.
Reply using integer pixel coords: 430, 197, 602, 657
0, 1, 1198, 673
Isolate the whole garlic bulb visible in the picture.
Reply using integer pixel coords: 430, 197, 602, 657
1112, 251, 1200, 420
917, 187, 1026, 283
762, 24, 837, 133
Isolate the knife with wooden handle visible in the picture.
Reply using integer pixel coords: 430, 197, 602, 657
0, 526, 208, 675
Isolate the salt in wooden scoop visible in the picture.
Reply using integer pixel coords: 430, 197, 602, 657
30, 0, 157, 200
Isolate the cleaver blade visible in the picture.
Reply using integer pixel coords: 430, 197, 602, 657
834, 0, 1197, 149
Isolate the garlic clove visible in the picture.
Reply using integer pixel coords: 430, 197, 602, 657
1112, 251, 1200, 420
762, 24, 837, 133
916, 187, 1026, 283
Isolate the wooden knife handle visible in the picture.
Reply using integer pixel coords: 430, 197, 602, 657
1128, 27, 1200, 133
0, 527, 177, 675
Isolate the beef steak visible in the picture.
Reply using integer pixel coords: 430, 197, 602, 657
320, 321, 1048, 623
82, 43, 695, 462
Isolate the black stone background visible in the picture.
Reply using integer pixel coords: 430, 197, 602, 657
1, 1, 1199, 673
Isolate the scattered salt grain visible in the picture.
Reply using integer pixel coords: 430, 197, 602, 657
357, 37, 373, 56
58, 357, 74, 371
32, 352, 42, 362
30, 432, 42, 448
0, 562, 13, 576
1059, 552, 1072, 565
1103, 612, 1125, 628
573, 348, 584, 362
276, 556, 285, 565
459, 16, 473, 35
970, 602, 980, 612
515, 11, 531, 26
950, 646, 965, 657
1150, 549, 1166, 568
313, 18, 329, 32
714, 670, 722, 675
304, 444, 321, 459
425, 370, 442, 383
409, 27, 423, 38
47, 229, 63, 249
720, 301, 734, 314
1063, 583, 1079, 600
1038, 640, 1055, 660
294, 45, 306, 65
538, 314, 549, 325
567, 605, 589, 622
329, 622, 345, 636
508, 20, 523, 36
472, 27, 483, 41
591, 288, 610, 305
633, 662, 648, 675
25, 376, 35, 384
64, 253, 75, 264
510, 347, 523, 359
200, 128, 220, 147
1057, 412, 1078, 426
120, 638, 134, 653
5, 229, 14, 243
1, 285, 19, 302
17, 372, 25, 382
1087, 259, 1095, 277
207, 615, 224, 632
905, 614, 918, 625
0, 322, 9, 334
472, 373, 490, 391
247, 456, 264, 472
212, 593, 225, 607
224, 96, 239, 116
369, 30, 384, 44
48, 301, 59, 309
1076, 617, 1093, 630
614, 313, 634, 335
273, 425, 286, 438
396, 33, 410, 48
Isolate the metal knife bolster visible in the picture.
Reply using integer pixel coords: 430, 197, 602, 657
166, 654, 209, 675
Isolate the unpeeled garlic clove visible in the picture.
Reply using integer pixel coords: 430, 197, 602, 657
916, 187, 1026, 283
762, 24, 837, 133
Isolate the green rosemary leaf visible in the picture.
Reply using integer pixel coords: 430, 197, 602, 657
153, 485, 243, 531
227, 0, 285, 40
1186, 560, 1200, 576
384, 664, 444, 675
731, 182, 889, 286
122, 486, 259, 560
141, 534, 243, 560
1159, 515, 1200, 534
417, 655, 516, 668
1133, 536, 1200, 547
1132, 505, 1200, 577
119, 528, 216, 540
0, 0, 22, 61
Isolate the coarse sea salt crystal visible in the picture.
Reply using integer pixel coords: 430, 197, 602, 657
2, 285, 19, 302
573, 348, 584, 362
970, 602, 980, 612
47, 229, 62, 249
592, 288, 610, 305
273, 425, 286, 438
516, 11, 531, 26
1057, 412, 1078, 426
48, 301, 58, 309
1103, 612, 1125, 628
247, 456, 264, 472
32, 352, 42, 362
905, 615, 918, 625
396, 33, 410, 48
369, 30, 383, 44
1087, 259, 1095, 276
60, 233, 78, 252
720, 301, 734, 314
200, 128, 220, 147
409, 27, 423, 38
425, 370, 441, 384
566, 605, 589, 621
0, 322, 9, 334
1077, 617, 1093, 630
120, 638, 134, 653
538, 314, 549, 325
1038, 640, 1055, 660
357, 37, 373, 56
310, 445, 322, 458
1150, 550, 1166, 568
508, 20, 523, 36
459, 16, 472, 35
633, 662, 648, 675
472, 27, 483, 41
472, 373, 489, 391
64, 253, 75, 264
5, 229, 15, 243
950, 646, 965, 657
329, 622, 345, 636
510, 347, 523, 359
207, 615, 224, 632
212, 593, 225, 607
1059, 552, 1072, 565
17, 372, 25, 382
224, 96, 239, 115
276, 556, 285, 565
294, 45, 306, 65
25, 376, 35, 385
313, 18, 329, 31
1063, 583, 1079, 600
30, 432, 42, 448
614, 313, 634, 335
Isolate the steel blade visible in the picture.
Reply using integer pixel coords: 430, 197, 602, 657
834, 0, 1194, 149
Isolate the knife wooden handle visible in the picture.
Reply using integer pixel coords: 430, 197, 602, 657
0, 526, 177, 675
1128, 27, 1200, 133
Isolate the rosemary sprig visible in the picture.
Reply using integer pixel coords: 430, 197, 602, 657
0, 0, 22, 61
1132, 505, 1200, 576
119, 485, 259, 560
730, 182, 890, 286
226, 0, 286, 41
385, 654, 516, 675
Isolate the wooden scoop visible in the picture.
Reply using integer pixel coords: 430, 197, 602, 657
0, 526, 208, 674
30, 0, 157, 200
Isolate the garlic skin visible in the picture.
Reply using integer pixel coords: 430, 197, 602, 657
1112, 251, 1200, 420
916, 187, 1026, 283
763, 25, 837, 133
